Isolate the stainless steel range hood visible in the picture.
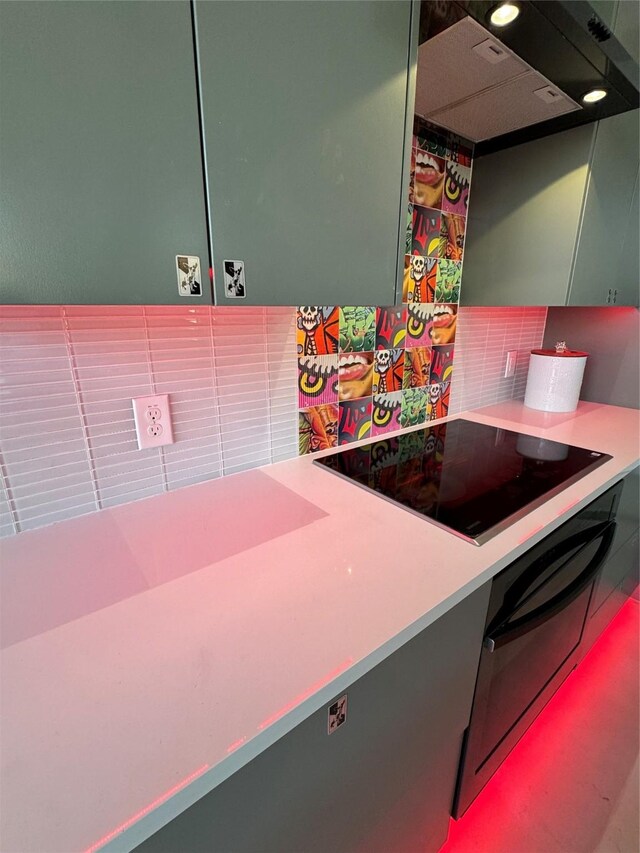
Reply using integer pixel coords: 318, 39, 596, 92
416, 0, 639, 155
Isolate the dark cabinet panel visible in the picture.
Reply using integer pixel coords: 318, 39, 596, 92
0, 1, 210, 305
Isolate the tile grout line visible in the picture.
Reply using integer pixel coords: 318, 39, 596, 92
0, 447, 20, 534
62, 307, 103, 512
142, 306, 169, 493
209, 307, 225, 477
263, 307, 275, 462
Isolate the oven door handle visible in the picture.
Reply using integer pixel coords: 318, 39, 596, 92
484, 520, 616, 652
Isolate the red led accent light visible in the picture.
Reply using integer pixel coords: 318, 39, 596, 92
518, 524, 544, 543
226, 736, 248, 754
83, 763, 210, 853
258, 658, 354, 730
439, 597, 639, 852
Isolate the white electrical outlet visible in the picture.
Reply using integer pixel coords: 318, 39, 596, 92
504, 350, 518, 378
132, 394, 174, 450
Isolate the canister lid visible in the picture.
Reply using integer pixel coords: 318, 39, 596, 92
531, 348, 589, 358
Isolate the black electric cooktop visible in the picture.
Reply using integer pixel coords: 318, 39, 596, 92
314, 419, 612, 545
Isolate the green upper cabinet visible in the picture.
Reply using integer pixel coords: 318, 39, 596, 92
461, 112, 639, 307
460, 125, 594, 307
461, 0, 639, 309
568, 109, 639, 306
0, 1, 210, 305
194, 0, 414, 306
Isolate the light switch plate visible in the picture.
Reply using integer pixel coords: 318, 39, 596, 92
132, 394, 174, 450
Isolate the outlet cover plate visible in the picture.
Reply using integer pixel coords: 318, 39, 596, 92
504, 350, 518, 378
132, 394, 174, 450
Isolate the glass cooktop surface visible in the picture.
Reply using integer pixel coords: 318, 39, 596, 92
314, 419, 611, 545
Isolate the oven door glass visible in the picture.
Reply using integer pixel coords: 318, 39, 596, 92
472, 521, 616, 770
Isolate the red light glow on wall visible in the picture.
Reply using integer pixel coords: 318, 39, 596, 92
439, 596, 639, 853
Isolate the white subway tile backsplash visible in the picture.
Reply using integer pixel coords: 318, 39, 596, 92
449, 306, 547, 415
1, 303, 544, 536
0, 305, 299, 535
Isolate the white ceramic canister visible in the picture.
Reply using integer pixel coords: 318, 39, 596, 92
524, 342, 588, 413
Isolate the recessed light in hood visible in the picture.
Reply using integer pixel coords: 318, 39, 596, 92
489, 3, 520, 27
582, 88, 608, 103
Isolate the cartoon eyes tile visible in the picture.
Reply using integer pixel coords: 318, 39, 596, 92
339, 306, 375, 353
412, 206, 445, 257
403, 346, 432, 389
298, 403, 339, 455
440, 214, 466, 261
372, 349, 404, 394
430, 344, 455, 386
339, 398, 372, 445
298, 354, 338, 408
338, 352, 373, 402
406, 256, 437, 305
442, 161, 471, 215
371, 390, 403, 436
399, 387, 428, 428
413, 153, 446, 210
406, 303, 435, 348
430, 304, 457, 346
435, 260, 462, 303
296, 307, 339, 355
375, 306, 407, 349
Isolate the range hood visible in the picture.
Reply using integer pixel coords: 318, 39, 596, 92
416, 0, 639, 155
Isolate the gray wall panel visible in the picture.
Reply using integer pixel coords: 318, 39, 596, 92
543, 307, 640, 409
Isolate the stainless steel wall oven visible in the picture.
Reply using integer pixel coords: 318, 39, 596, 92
453, 481, 622, 817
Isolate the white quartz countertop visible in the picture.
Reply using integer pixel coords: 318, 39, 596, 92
1, 401, 638, 853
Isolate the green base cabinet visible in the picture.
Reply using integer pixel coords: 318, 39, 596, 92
135, 583, 491, 853
0, 1, 210, 305
194, 0, 414, 306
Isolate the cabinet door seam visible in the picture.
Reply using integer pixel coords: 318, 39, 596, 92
566, 122, 599, 305
394, 0, 421, 303
190, 0, 215, 303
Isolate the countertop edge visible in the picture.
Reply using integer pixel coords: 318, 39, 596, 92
104, 460, 640, 852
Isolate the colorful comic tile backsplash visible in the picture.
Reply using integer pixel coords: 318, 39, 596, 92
298, 121, 472, 455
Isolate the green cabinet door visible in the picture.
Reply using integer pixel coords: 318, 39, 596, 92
461, 125, 594, 306
194, 0, 413, 306
613, 169, 639, 305
568, 109, 639, 306
0, 1, 210, 305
